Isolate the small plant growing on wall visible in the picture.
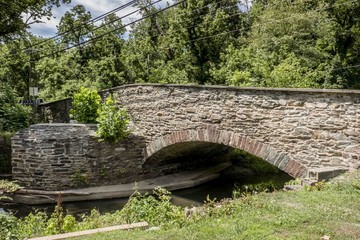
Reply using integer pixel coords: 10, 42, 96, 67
71, 170, 88, 187
96, 95, 130, 143
70, 87, 101, 124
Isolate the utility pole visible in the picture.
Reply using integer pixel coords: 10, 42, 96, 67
25, 48, 39, 101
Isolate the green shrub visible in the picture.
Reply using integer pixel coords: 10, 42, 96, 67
0, 84, 32, 133
70, 87, 101, 124
0, 84, 32, 174
18, 211, 48, 238
120, 187, 185, 228
0, 132, 12, 174
96, 95, 130, 143
0, 213, 21, 240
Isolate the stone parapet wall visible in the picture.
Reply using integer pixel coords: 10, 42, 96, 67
38, 98, 72, 123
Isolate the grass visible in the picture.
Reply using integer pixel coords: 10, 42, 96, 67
73, 171, 360, 240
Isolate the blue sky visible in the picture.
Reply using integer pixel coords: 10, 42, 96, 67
29, 0, 251, 38
28, 0, 155, 37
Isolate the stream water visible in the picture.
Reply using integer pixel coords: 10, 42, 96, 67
1, 172, 292, 219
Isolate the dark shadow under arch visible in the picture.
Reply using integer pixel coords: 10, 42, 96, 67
145, 127, 307, 178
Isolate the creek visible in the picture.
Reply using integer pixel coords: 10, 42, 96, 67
0, 172, 292, 219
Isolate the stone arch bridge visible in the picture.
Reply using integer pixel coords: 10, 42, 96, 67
12, 84, 360, 190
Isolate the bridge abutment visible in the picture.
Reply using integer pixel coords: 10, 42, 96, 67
12, 124, 146, 190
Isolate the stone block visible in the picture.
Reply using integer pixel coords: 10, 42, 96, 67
307, 167, 347, 181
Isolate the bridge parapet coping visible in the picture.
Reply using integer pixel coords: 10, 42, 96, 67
100, 83, 360, 95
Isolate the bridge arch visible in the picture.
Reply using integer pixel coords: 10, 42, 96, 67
145, 127, 307, 178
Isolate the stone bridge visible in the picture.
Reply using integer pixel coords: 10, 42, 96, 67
12, 84, 360, 190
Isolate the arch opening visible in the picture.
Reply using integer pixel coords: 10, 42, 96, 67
142, 141, 233, 178
142, 140, 294, 202
145, 128, 307, 179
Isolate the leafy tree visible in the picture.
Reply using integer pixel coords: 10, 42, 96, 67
84, 13, 130, 89
0, 83, 32, 174
323, 0, 360, 88
124, 0, 250, 84
0, 0, 71, 41
177, 0, 248, 84
213, 0, 343, 88
57, 5, 94, 58
0, 83, 32, 132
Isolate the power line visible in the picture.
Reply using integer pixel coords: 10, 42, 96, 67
11, 0, 242, 62
1, 0, 162, 59
21, 0, 140, 51
36, 0, 163, 58
4, 0, 359, 67
36, 0, 186, 60
134, 8, 247, 43
333, 63, 360, 71
60, 0, 359, 57
37, 0, 246, 59
152, 0, 359, 50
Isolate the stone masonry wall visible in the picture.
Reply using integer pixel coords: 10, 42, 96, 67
12, 124, 146, 190
106, 85, 360, 172
38, 98, 72, 123
12, 84, 360, 190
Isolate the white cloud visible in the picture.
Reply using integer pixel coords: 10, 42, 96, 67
29, 0, 170, 37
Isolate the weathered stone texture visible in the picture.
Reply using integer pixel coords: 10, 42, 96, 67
12, 84, 360, 190
107, 85, 359, 171
38, 98, 72, 123
12, 124, 146, 190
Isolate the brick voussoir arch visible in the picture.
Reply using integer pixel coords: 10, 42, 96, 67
145, 127, 307, 178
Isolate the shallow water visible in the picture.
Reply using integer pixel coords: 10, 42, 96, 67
1, 172, 292, 218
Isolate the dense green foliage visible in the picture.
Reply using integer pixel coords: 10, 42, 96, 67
0, 0, 71, 41
0, 187, 187, 239
1, 0, 359, 103
70, 87, 101, 124
70, 88, 130, 141
1, 171, 360, 239
0, 132, 12, 173
96, 95, 130, 143
0, 84, 32, 173
0, 84, 32, 132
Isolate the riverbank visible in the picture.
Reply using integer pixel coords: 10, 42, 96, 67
72, 170, 360, 240
2, 169, 359, 239
8, 162, 231, 205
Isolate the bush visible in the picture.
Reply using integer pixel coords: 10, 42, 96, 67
70, 87, 101, 124
0, 84, 32, 174
120, 187, 186, 228
0, 213, 20, 240
0, 84, 32, 133
0, 132, 12, 174
96, 95, 130, 143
